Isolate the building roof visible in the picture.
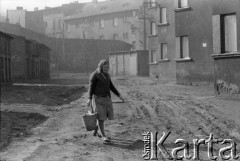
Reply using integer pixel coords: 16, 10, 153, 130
0, 31, 13, 39
27, 2, 86, 16
64, 0, 143, 20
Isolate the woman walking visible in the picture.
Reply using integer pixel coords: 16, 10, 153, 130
86, 59, 124, 142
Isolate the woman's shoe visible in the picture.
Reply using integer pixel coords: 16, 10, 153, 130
93, 131, 102, 138
102, 136, 110, 142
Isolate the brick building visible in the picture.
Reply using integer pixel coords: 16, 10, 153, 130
64, 0, 144, 50
146, 0, 176, 81
0, 31, 51, 83
146, 0, 214, 84
7, 7, 27, 27
174, 0, 214, 84
0, 31, 13, 85
7, 2, 86, 37
211, 0, 240, 95
145, 0, 240, 95
41, 2, 86, 38
0, 22, 132, 73
26, 40, 50, 80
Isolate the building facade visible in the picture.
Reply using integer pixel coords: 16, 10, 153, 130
64, 0, 144, 50
26, 40, 50, 80
211, 0, 240, 95
7, 7, 27, 27
174, 0, 214, 84
0, 31, 51, 83
146, 0, 214, 84
146, 0, 240, 95
7, 2, 86, 37
146, 0, 176, 81
0, 31, 13, 85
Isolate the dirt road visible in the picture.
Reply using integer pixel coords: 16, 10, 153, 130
0, 76, 239, 161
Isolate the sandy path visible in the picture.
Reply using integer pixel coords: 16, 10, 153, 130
0, 77, 239, 161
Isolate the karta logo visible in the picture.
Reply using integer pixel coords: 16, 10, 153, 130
142, 132, 239, 160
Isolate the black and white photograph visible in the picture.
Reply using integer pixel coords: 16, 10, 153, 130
0, 0, 240, 160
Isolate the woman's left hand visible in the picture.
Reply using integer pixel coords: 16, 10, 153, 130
119, 95, 125, 103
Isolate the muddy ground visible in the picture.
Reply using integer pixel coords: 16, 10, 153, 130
0, 74, 239, 161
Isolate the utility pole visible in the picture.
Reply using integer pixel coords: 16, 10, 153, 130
140, 1, 158, 50
62, 23, 65, 61
143, 2, 147, 50
139, 1, 149, 51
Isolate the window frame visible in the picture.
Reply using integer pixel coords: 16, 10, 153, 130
90, 20, 94, 27
178, 0, 189, 8
123, 16, 127, 22
76, 22, 79, 28
150, 22, 157, 36
132, 10, 136, 17
160, 43, 168, 60
159, 7, 167, 24
113, 17, 118, 27
132, 41, 136, 49
176, 35, 189, 59
149, 50, 157, 63
149, 0, 156, 8
113, 34, 119, 40
220, 13, 237, 53
99, 35, 104, 40
99, 19, 104, 28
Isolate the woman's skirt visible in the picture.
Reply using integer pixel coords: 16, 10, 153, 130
92, 96, 113, 121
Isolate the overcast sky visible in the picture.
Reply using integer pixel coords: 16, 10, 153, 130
0, 0, 105, 16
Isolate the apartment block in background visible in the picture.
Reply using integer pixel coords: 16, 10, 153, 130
64, 0, 144, 50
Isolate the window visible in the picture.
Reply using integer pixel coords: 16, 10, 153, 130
150, 22, 157, 35
53, 19, 56, 30
149, 0, 156, 7
132, 11, 136, 17
178, 0, 188, 8
66, 24, 70, 32
83, 18, 87, 24
176, 36, 189, 59
149, 50, 157, 63
83, 31, 86, 39
76, 22, 79, 28
132, 41, 136, 49
132, 26, 137, 34
123, 33, 128, 39
122, 2, 129, 7
113, 34, 119, 40
123, 16, 127, 22
113, 17, 118, 27
100, 6, 107, 10
90, 20, 94, 27
58, 20, 61, 30
100, 19, 104, 28
99, 35, 105, 40
160, 43, 168, 59
159, 8, 167, 24
221, 14, 237, 53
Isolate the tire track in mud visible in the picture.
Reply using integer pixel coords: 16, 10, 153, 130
126, 86, 240, 143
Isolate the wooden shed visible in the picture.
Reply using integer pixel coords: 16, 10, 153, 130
109, 50, 149, 76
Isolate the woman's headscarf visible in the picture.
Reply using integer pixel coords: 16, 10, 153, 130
97, 59, 109, 73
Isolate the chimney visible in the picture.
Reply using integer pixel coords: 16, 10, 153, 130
34, 7, 38, 11
16, 7, 23, 10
